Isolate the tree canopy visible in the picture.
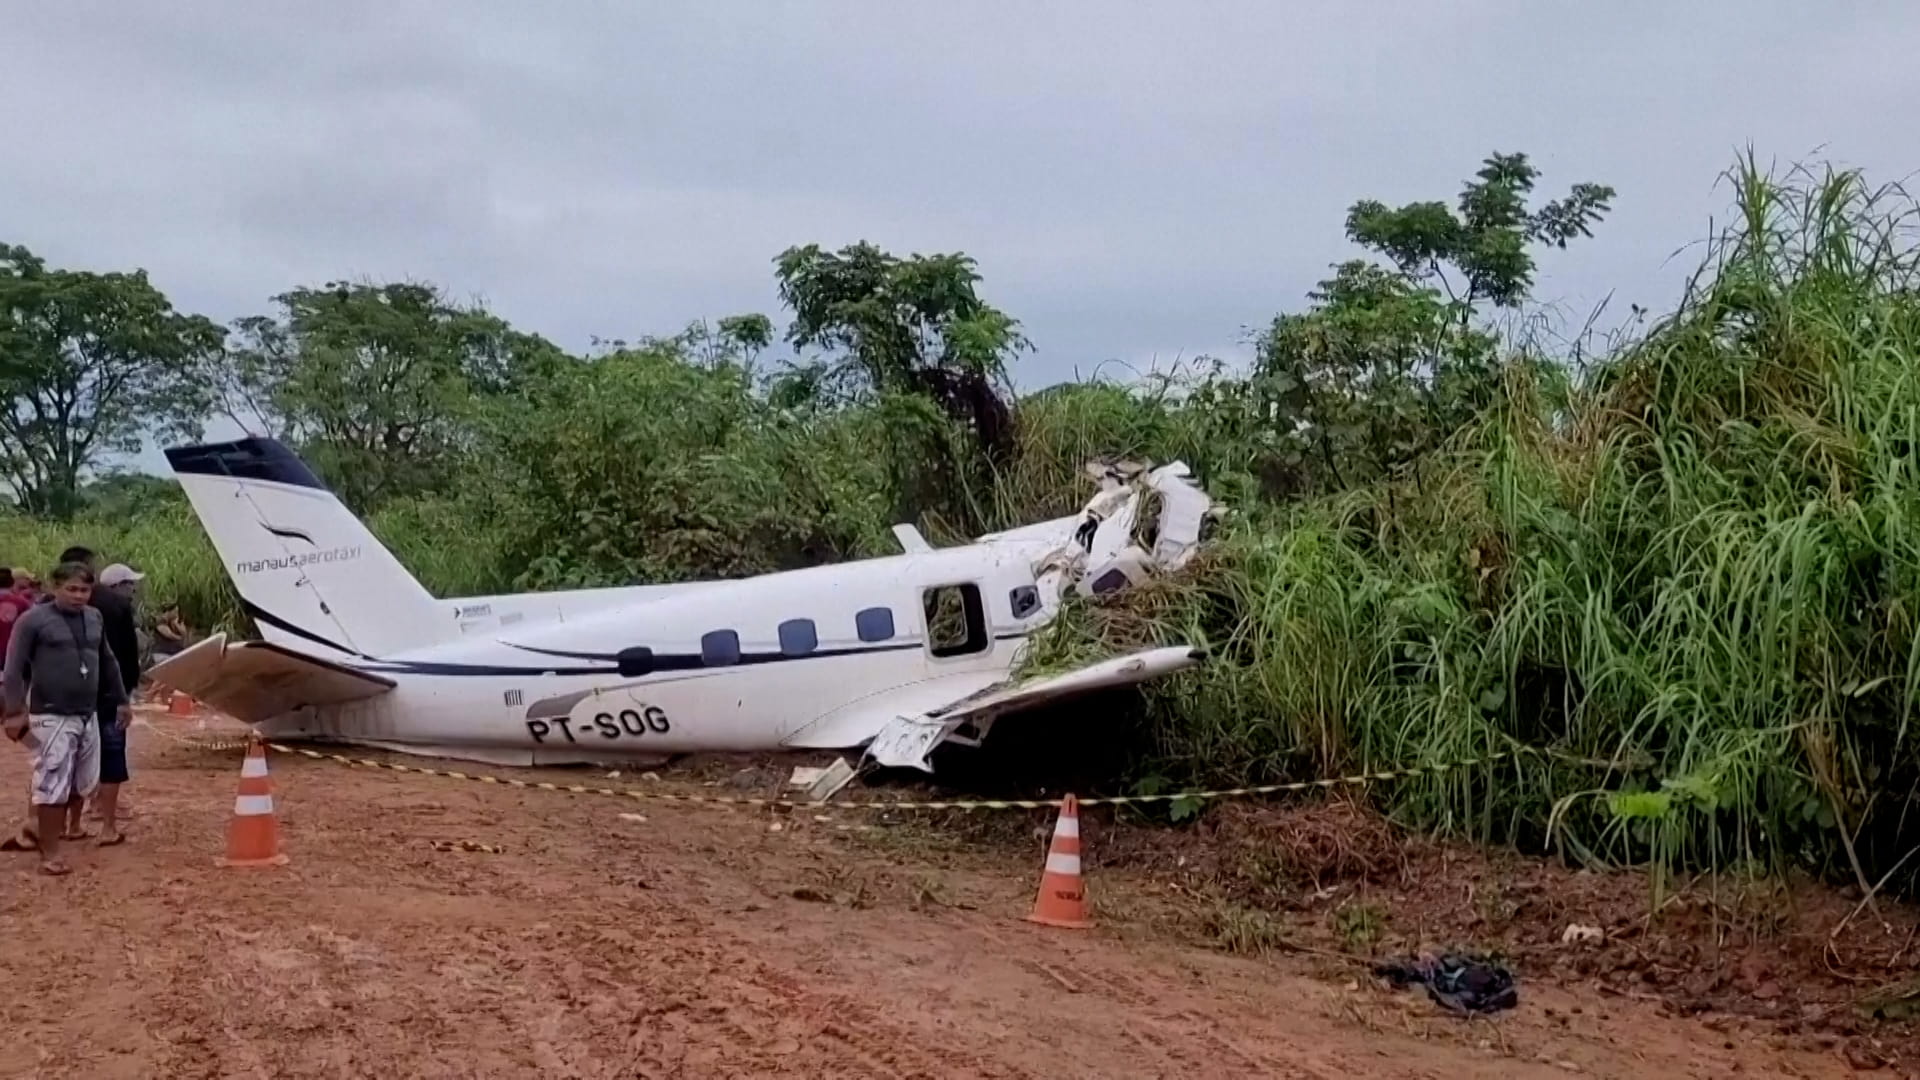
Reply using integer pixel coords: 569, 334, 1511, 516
0, 244, 222, 518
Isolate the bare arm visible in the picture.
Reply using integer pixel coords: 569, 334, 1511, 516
4, 614, 36, 720
99, 629, 128, 710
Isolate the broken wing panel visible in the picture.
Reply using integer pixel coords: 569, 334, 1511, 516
148, 633, 396, 724
780, 678, 998, 753
858, 645, 1204, 772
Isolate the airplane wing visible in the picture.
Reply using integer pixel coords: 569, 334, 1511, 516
147, 632, 396, 724
786, 645, 1202, 772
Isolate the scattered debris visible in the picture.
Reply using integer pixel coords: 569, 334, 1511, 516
428, 840, 504, 854
791, 887, 833, 903
1857, 979, 1920, 1022
1845, 1044, 1893, 1071
1373, 952, 1519, 1015
787, 757, 856, 802
1561, 923, 1604, 945
617, 812, 648, 824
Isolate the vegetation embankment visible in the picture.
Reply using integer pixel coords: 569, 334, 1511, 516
11, 152, 1920, 896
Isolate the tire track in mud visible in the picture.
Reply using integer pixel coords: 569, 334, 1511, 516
743, 960, 1036, 1080
369, 786, 1312, 1079
25, 736, 1860, 1080
1013, 950, 1334, 1079
495, 924, 1015, 1078
148, 912, 1020, 1079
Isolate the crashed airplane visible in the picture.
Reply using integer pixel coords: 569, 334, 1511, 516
152, 437, 1218, 777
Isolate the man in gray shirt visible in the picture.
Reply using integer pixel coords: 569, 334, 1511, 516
1, 562, 129, 876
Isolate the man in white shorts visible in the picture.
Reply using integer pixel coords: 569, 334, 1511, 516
2, 561, 128, 876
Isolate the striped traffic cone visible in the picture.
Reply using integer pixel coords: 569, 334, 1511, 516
219, 738, 288, 868
1026, 794, 1091, 929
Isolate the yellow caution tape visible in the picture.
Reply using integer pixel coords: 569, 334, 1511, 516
254, 741, 1634, 813
138, 718, 1646, 813
135, 721, 252, 752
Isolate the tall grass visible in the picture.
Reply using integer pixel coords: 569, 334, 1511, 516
0, 499, 238, 634
0, 495, 518, 634
1023, 159, 1920, 890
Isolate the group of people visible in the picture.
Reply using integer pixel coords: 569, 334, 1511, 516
0, 547, 187, 876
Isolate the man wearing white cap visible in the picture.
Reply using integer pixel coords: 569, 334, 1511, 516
91, 561, 144, 843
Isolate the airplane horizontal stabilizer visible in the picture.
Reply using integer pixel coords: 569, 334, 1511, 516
148, 633, 396, 724
863, 644, 1204, 772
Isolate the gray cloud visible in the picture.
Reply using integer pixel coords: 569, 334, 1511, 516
7, 0, 1920, 442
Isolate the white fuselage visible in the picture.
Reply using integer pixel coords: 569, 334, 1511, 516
159, 436, 1212, 770
255, 533, 1070, 765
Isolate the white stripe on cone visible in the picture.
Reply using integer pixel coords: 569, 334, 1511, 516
234, 794, 274, 816
1045, 852, 1081, 876
240, 755, 269, 779
1053, 815, 1080, 838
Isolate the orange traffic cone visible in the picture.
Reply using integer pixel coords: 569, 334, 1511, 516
169, 691, 195, 717
219, 739, 288, 868
1026, 794, 1091, 929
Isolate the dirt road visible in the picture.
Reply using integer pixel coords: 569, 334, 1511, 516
0, 714, 1867, 1078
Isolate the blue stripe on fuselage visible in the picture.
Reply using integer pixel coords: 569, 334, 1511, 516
242, 602, 1026, 679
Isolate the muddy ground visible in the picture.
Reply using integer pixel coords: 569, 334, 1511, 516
0, 708, 1913, 1079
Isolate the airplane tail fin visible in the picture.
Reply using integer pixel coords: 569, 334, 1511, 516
165, 438, 454, 660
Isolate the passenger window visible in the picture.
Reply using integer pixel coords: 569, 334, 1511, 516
923, 584, 988, 658
616, 646, 655, 677
1009, 585, 1040, 619
855, 607, 895, 643
778, 618, 817, 656
700, 629, 741, 666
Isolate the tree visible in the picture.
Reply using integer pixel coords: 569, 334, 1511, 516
0, 244, 222, 518
1345, 152, 1614, 317
1244, 152, 1610, 499
77, 471, 184, 520
586, 313, 773, 371
470, 341, 888, 589
214, 281, 568, 509
1251, 261, 1497, 495
773, 243, 1029, 527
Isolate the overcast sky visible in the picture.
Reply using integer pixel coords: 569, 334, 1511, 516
7, 2, 1920, 468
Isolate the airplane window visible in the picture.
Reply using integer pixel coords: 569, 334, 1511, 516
778, 618, 818, 656
700, 629, 741, 666
1089, 569, 1130, 596
924, 584, 988, 658
1009, 585, 1040, 619
617, 646, 655, 677
855, 607, 895, 642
